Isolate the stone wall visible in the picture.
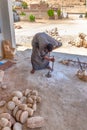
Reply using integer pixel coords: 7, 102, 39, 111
17, 5, 87, 21
63, 5, 87, 13
17, 0, 85, 6
18, 9, 48, 20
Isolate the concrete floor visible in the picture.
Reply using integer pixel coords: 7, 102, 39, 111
0, 18, 87, 130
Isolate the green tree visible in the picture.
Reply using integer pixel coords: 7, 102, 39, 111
20, 11, 26, 16
22, 1, 28, 9
85, 12, 87, 18
47, 9, 55, 19
57, 9, 62, 18
29, 14, 35, 22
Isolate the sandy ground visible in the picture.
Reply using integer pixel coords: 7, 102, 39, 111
0, 18, 87, 130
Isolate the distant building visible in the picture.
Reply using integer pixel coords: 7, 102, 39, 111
30, 2, 48, 10
0, 0, 15, 58
30, 3, 39, 10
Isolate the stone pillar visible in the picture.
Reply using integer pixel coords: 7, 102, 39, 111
0, 3, 4, 58
0, 0, 16, 48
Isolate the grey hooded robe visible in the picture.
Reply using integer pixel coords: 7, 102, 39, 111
31, 32, 62, 70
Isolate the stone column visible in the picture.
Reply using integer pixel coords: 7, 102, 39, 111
0, 3, 4, 58
0, 0, 16, 48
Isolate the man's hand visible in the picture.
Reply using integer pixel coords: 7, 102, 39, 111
50, 57, 55, 62
44, 56, 55, 62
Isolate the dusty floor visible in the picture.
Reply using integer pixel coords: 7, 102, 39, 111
0, 18, 87, 130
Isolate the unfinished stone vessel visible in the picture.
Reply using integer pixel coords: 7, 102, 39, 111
27, 116, 45, 128
2, 40, 15, 59
76, 70, 87, 82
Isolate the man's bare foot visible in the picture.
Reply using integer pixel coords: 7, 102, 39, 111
30, 69, 35, 74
